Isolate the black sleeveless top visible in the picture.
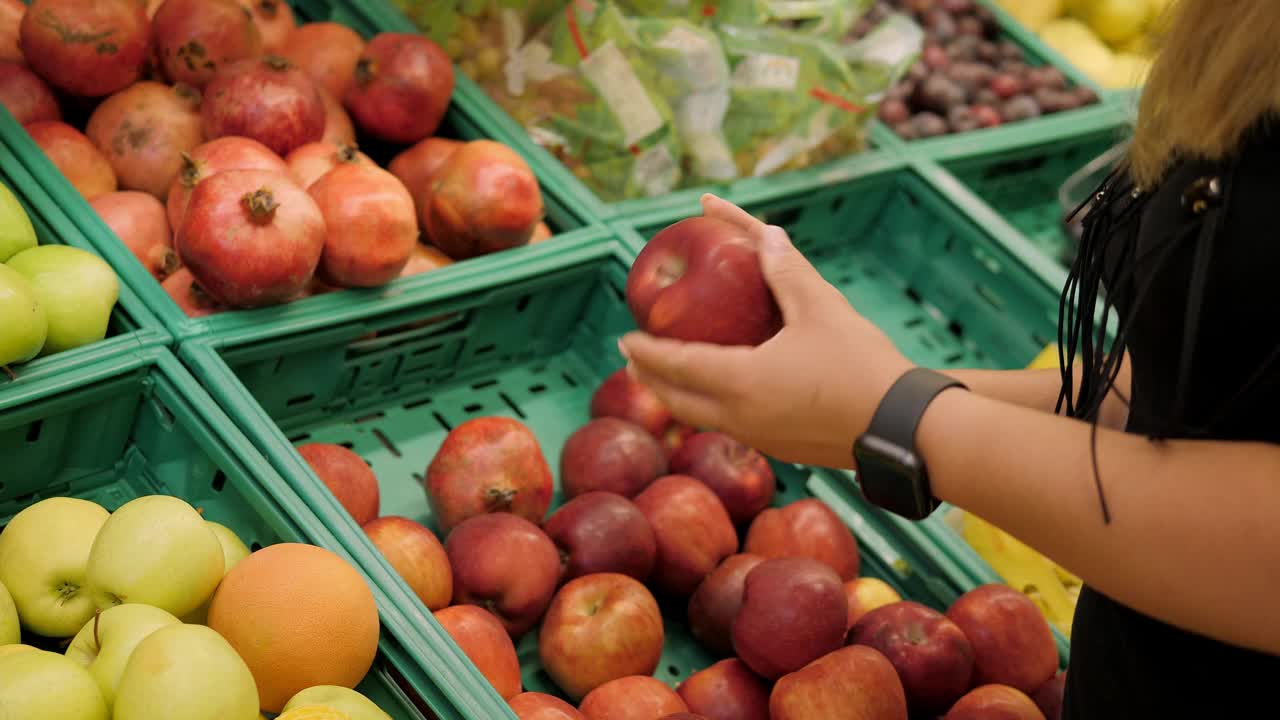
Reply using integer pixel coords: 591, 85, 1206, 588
1060, 120, 1280, 717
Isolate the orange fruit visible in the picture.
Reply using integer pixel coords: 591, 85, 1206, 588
208, 543, 380, 713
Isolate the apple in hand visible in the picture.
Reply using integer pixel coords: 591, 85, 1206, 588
0, 263, 47, 368
539, 573, 664, 701
744, 498, 860, 581
183, 520, 252, 624
426, 416, 554, 533
661, 715, 709, 720
298, 443, 381, 524
508, 692, 586, 720
5, 245, 119, 355
669, 432, 775, 525
844, 577, 903, 630
590, 368, 674, 438
677, 658, 770, 720
633, 475, 738, 596
1029, 671, 1065, 720
579, 676, 688, 720
364, 515, 453, 611
944, 684, 1047, 720
0, 578, 18, 645
626, 216, 782, 347
945, 584, 1057, 694
848, 600, 974, 715
86, 495, 225, 618
0, 648, 108, 720
561, 418, 668, 499
733, 557, 848, 680
434, 604, 523, 700
114, 624, 259, 720
543, 491, 657, 583
0, 497, 109, 637
283, 685, 393, 720
65, 604, 181, 707
770, 645, 908, 720
446, 512, 560, 638
686, 553, 765, 657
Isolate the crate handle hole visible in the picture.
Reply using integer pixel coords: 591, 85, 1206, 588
372, 429, 401, 458
432, 412, 453, 432
211, 471, 227, 493
339, 441, 355, 449
904, 287, 923, 305
411, 343, 443, 357
944, 352, 965, 364
529, 384, 547, 394
499, 392, 526, 419
25, 420, 42, 443
289, 433, 312, 444
355, 411, 386, 424
250, 541, 262, 551
475, 344, 496, 355
830, 195, 847, 214
776, 480, 788, 494
948, 321, 965, 339
404, 396, 433, 410
667, 665, 680, 677
286, 393, 316, 407
763, 206, 802, 229
975, 285, 1005, 311
472, 379, 498, 390
462, 403, 483, 414
561, 373, 578, 388
516, 295, 532, 312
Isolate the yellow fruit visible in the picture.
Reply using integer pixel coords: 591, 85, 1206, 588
1101, 52, 1153, 88
1039, 18, 1115, 83
1086, 0, 1149, 44
996, 0, 1063, 33
960, 512, 1078, 633
277, 707, 352, 720
1117, 32, 1155, 57
1027, 343, 1061, 371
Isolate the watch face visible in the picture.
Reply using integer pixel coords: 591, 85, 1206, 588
854, 435, 930, 520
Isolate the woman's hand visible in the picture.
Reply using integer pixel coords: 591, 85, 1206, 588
619, 194, 915, 469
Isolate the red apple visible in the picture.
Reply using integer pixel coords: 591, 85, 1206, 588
561, 418, 668, 500
769, 645, 908, 720
362, 515, 452, 611
579, 676, 688, 720
848, 600, 975, 715
669, 432, 775, 525
425, 416, 554, 533
944, 685, 1046, 720
662, 422, 697, 460
538, 573, 664, 701
732, 557, 848, 680
509, 692, 586, 720
660, 715, 708, 720
590, 368, 674, 439
446, 512, 560, 638
297, 443, 380, 524
626, 216, 782, 347
844, 577, 903, 630
676, 659, 770, 720
686, 553, 765, 658
945, 584, 1057, 694
633, 475, 738, 597
743, 498, 860, 581
543, 491, 657, 583
434, 604, 522, 700
1029, 671, 1065, 720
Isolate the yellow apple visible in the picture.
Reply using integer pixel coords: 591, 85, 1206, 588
0, 577, 18, 645
0, 643, 36, 659
283, 686, 392, 720
0, 648, 108, 719
113, 624, 259, 720
277, 706, 354, 719
65, 604, 181, 707
844, 577, 904, 629
181, 521, 252, 625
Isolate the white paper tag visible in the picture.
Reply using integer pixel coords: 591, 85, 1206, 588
847, 13, 924, 68
676, 90, 736, 181
654, 25, 727, 91
527, 125, 568, 150
504, 40, 571, 97
581, 41, 666, 146
732, 52, 801, 91
752, 104, 838, 177
632, 143, 679, 197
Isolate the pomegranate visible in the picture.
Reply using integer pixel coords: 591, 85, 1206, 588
389, 136, 460, 216
19, 0, 149, 97
85, 81, 204, 199
238, 0, 293, 52
165, 136, 289, 230
144, 0, 165, 19
318, 86, 356, 145
285, 141, 374, 190
344, 32, 454, 144
424, 140, 543, 259
25, 121, 118, 199
279, 21, 364, 101
151, 0, 262, 89
0, 61, 61, 125
0, 0, 24, 64
309, 162, 418, 287
177, 168, 324, 308
89, 191, 178, 280
399, 243, 454, 278
161, 267, 224, 318
202, 55, 324, 157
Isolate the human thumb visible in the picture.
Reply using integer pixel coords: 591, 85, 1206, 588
757, 225, 827, 322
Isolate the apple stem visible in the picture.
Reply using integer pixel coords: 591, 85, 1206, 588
354, 57, 376, 87
259, 0, 280, 17
336, 144, 361, 163
1, 366, 14, 381
179, 152, 202, 188
263, 54, 292, 72
242, 188, 280, 224
93, 608, 102, 649
195, 506, 205, 516
484, 487, 518, 512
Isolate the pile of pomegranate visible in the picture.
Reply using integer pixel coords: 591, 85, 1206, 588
0, 0, 550, 317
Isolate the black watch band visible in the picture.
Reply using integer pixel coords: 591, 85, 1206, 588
853, 367, 967, 520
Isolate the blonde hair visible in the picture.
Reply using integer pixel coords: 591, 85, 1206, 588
1129, 0, 1280, 188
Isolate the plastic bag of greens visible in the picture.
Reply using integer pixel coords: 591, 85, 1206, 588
614, 0, 770, 25
488, 1, 683, 201
841, 13, 925, 104
391, 0, 569, 83
717, 23, 875, 178
764, 0, 872, 40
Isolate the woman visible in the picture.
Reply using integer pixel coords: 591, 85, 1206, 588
619, 1, 1280, 716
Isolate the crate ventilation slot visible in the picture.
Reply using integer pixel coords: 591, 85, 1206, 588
372, 429, 400, 458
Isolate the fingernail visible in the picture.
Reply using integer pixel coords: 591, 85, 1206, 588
624, 361, 639, 381
617, 338, 631, 360
761, 226, 791, 255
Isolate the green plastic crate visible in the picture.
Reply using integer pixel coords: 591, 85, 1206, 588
179, 230, 994, 711
0, 132, 167, 392
0, 346, 453, 719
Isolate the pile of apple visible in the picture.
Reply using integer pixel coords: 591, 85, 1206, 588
0, 493, 392, 720
0, 180, 120, 378
0, 0, 550, 319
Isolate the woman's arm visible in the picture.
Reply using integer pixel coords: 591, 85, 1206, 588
944, 362, 1131, 431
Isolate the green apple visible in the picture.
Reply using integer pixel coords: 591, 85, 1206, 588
5, 245, 119, 356
0, 180, 37, 262
181, 521, 252, 625
65, 604, 181, 707
113, 624, 259, 720
86, 495, 224, 618
0, 648, 108, 719
0, 577, 18, 645
0, 643, 37, 659
283, 686, 393, 720
0, 262, 48, 368
0, 497, 109, 637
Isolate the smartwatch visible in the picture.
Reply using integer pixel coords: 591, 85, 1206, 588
852, 368, 967, 520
